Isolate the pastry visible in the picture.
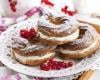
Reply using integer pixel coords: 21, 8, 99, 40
58, 23, 99, 59
12, 38, 56, 66
38, 13, 79, 45
12, 28, 56, 66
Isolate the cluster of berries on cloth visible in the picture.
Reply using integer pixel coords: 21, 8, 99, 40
41, 0, 54, 7
61, 5, 77, 16
8, 0, 18, 12
41, 0, 76, 16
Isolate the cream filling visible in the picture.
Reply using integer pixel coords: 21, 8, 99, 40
39, 29, 79, 41
14, 52, 55, 62
60, 40, 98, 54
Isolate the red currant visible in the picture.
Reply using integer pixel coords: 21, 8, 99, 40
40, 59, 73, 71
62, 63, 69, 68
20, 29, 30, 39
67, 11, 73, 16
61, 5, 76, 16
20, 28, 37, 39
8, 0, 17, 12
46, 1, 54, 6
11, 6, 16, 12
61, 5, 68, 14
10, 3, 15, 8
29, 28, 37, 37
40, 64, 50, 71
51, 65, 56, 70
56, 65, 61, 70
67, 61, 73, 67
42, 0, 54, 6
64, 6, 68, 9
8, 0, 12, 2
41, 0, 47, 3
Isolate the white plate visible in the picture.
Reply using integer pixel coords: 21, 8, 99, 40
0, 19, 100, 78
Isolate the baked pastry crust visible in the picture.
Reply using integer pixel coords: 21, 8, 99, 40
58, 23, 100, 59
38, 14, 79, 45
12, 38, 56, 66
12, 50, 55, 66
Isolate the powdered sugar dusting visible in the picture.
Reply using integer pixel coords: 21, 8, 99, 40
70, 30, 93, 49
11, 36, 55, 54
38, 14, 78, 29
21, 45, 45, 53
38, 7, 79, 34
59, 25, 98, 52
11, 37, 29, 49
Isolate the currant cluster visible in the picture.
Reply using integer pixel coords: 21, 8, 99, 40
8, 0, 17, 12
40, 59, 73, 71
41, 0, 54, 7
61, 6, 77, 16
20, 28, 37, 40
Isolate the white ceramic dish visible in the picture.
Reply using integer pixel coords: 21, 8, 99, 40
0, 19, 100, 78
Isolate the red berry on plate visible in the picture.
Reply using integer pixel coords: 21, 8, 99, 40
40, 64, 45, 69
20, 28, 37, 39
62, 63, 69, 68
56, 65, 61, 70
42, 0, 54, 7
51, 65, 56, 70
57, 61, 63, 66
40, 64, 50, 71
67, 61, 73, 67
20, 29, 30, 39
40, 59, 73, 71
29, 28, 37, 37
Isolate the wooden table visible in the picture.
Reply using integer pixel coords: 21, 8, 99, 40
77, 70, 94, 80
